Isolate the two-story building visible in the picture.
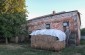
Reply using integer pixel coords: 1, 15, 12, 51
28, 10, 81, 45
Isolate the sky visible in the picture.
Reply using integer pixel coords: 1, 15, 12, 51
26, 0, 85, 28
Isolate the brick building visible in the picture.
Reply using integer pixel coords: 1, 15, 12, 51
28, 10, 81, 45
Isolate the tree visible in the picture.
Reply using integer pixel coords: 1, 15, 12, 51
0, 0, 27, 44
81, 28, 85, 36
0, 0, 26, 14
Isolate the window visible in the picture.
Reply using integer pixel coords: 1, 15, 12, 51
46, 24, 50, 29
63, 21, 69, 27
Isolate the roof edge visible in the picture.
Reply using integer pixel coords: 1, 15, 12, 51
28, 10, 79, 21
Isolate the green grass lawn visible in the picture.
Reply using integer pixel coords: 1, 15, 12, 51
0, 39, 85, 55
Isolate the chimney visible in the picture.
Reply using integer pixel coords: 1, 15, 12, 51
53, 11, 56, 15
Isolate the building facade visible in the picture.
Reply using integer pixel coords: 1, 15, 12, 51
28, 10, 81, 45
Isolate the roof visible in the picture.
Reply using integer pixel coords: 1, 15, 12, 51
28, 10, 81, 25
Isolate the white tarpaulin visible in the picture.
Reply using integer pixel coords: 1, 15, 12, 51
30, 29, 66, 41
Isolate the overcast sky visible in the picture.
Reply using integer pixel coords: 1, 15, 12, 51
26, 0, 85, 28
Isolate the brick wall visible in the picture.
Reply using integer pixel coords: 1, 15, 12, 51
28, 11, 81, 45
28, 12, 79, 32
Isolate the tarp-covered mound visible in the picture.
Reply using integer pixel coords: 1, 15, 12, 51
30, 29, 66, 41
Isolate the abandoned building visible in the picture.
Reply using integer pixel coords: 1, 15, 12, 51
28, 10, 81, 45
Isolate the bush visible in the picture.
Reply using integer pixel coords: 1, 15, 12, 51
80, 39, 85, 45
81, 28, 85, 36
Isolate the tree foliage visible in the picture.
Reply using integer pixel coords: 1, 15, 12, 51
81, 28, 85, 36
0, 0, 26, 14
0, 0, 27, 44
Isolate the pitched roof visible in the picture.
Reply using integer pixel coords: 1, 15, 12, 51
28, 10, 81, 25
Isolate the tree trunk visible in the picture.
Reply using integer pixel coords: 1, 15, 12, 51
5, 37, 8, 44
15, 36, 18, 43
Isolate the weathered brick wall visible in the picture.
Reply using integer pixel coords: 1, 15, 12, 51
28, 11, 81, 45
28, 12, 79, 32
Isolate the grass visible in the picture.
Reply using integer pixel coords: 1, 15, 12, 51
0, 44, 57, 55
60, 39, 85, 55
0, 39, 85, 55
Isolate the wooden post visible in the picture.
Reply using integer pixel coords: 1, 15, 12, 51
6, 37, 8, 44
15, 36, 18, 43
